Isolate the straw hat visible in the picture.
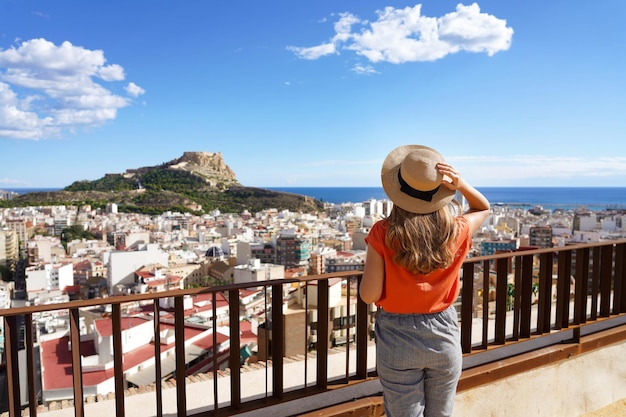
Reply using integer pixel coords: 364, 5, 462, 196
381, 145, 455, 214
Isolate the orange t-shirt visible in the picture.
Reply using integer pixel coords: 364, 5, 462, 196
365, 216, 472, 314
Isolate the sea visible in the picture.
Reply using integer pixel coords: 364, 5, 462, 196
268, 186, 626, 212
4, 186, 626, 212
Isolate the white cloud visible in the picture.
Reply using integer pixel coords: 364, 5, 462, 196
304, 159, 380, 167
333, 13, 361, 43
287, 42, 337, 60
0, 177, 30, 186
449, 155, 626, 186
125, 82, 146, 97
438, 3, 513, 56
98, 64, 125, 81
289, 2, 513, 65
278, 155, 626, 187
352, 64, 379, 75
0, 82, 57, 139
0, 38, 144, 140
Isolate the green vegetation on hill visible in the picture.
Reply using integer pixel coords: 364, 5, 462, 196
141, 169, 210, 192
2, 168, 323, 214
65, 169, 216, 194
65, 174, 136, 192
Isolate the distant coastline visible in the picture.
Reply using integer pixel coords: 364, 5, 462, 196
4, 186, 626, 211
268, 186, 626, 211
2, 187, 62, 194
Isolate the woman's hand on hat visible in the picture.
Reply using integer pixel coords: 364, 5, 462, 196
436, 162, 460, 191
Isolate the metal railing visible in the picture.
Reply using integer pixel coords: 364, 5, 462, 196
1, 239, 625, 417
460, 240, 626, 354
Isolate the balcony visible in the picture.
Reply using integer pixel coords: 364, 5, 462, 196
1, 240, 625, 417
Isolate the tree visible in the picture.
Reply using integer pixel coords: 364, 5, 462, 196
61, 225, 96, 251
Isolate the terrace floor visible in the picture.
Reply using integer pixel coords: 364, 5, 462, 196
305, 395, 626, 417
580, 399, 626, 417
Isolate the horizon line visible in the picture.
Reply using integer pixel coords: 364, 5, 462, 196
3, 185, 626, 190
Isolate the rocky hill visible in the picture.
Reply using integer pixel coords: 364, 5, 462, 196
7, 152, 323, 214
127, 151, 239, 188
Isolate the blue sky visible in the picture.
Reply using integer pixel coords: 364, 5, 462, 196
0, 1, 625, 189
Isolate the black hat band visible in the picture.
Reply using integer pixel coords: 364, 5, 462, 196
398, 169, 440, 202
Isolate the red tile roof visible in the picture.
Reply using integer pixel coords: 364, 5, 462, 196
40, 320, 227, 391
94, 316, 151, 338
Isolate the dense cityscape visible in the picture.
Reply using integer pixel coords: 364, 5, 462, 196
0, 189, 625, 410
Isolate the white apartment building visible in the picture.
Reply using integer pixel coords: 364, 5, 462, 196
105, 203, 118, 214
0, 281, 14, 309
53, 215, 71, 237
5, 218, 30, 250
27, 237, 57, 264
577, 213, 599, 231
351, 229, 368, 251
233, 259, 285, 284
309, 246, 337, 275
571, 230, 601, 243
236, 240, 254, 266
107, 243, 170, 294
0, 229, 18, 266
25, 262, 74, 293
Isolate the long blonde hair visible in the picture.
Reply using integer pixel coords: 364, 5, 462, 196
385, 203, 460, 275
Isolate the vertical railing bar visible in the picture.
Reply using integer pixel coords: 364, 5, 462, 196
590, 248, 600, 320
536, 253, 546, 334
271, 283, 284, 399
573, 248, 589, 325
24, 313, 37, 417
304, 281, 309, 388
555, 250, 571, 329
4, 315, 21, 417
174, 296, 187, 417
112, 303, 125, 417
316, 279, 329, 389
152, 300, 163, 417
344, 276, 351, 381
554, 252, 565, 329
211, 291, 219, 414
355, 274, 369, 379
494, 258, 507, 344
613, 243, 624, 314
600, 245, 613, 317
563, 249, 573, 326
537, 253, 553, 334
617, 243, 626, 314
512, 256, 522, 340
563, 249, 573, 327
544, 252, 554, 332
481, 260, 489, 349
228, 289, 241, 408
460, 262, 475, 353
264, 286, 269, 398
519, 255, 534, 339
69, 307, 85, 417
519, 254, 534, 339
